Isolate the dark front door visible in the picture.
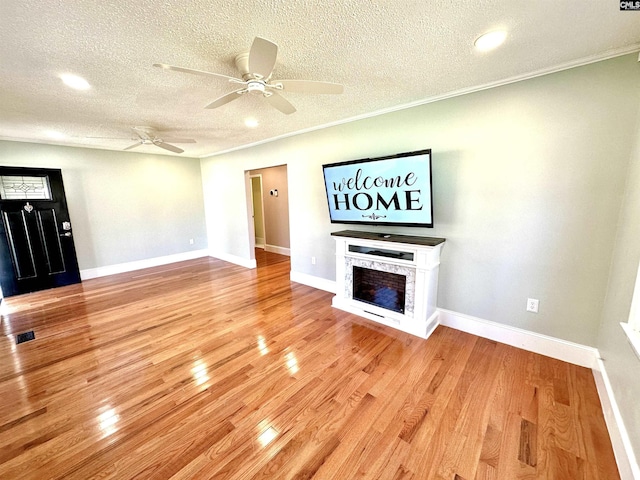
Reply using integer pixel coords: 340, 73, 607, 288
0, 167, 81, 297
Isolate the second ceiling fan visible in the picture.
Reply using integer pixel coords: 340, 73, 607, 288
154, 37, 344, 115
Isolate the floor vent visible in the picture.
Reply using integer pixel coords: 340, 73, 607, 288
16, 331, 35, 344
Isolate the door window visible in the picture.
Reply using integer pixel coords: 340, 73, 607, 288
0, 175, 52, 200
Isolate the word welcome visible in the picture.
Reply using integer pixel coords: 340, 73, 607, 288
332, 168, 417, 192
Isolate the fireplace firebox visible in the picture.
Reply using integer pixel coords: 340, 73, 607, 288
331, 230, 445, 339
353, 266, 406, 314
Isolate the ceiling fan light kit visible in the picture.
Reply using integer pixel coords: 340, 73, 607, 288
246, 81, 267, 95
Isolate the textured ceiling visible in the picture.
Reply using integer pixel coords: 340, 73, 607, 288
0, 0, 639, 158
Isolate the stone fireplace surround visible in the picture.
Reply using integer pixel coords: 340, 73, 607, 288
331, 230, 445, 339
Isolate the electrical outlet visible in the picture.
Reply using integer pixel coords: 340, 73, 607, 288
526, 298, 539, 313
311, 256, 316, 265
189, 238, 194, 245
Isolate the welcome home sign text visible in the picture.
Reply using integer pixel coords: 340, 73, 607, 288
322, 150, 433, 227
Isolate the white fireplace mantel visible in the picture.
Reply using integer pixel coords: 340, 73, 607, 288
331, 230, 445, 339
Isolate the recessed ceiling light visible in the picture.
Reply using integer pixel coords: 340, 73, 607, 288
474, 30, 507, 52
60, 74, 91, 90
44, 130, 66, 140
245, 118, 259, 128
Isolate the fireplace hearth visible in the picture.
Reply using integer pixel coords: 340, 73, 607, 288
331, 230, 445, 339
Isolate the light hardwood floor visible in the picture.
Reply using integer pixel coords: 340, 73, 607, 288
0, 252, 619, 479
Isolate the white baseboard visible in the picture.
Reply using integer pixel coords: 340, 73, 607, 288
593, 358, 640, 480
80, 249, 210, 280
209, 250, 257, 269
265, 244, 291, 256
290, 271, 336, 293
437, 308, 598, 369
255, 237, 265, 248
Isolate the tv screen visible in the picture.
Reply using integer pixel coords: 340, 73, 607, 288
322, 149, 433, 227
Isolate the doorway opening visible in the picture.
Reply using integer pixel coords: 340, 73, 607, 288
246, 165, 290, 268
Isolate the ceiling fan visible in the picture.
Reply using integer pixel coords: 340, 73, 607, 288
154, 37, 344, 115
87, 127, 196, 154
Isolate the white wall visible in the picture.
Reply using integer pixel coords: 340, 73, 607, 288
0, 141, 207, 270
200, 54, 640, 347
200, 158, 252, 262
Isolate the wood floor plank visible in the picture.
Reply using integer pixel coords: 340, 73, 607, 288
0, 252, 620, 479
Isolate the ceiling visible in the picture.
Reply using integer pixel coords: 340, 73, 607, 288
1, 1, 639, 158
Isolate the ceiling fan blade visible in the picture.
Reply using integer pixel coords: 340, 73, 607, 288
204, 89, 245, 109
249, 37, 278, 79
264, 92, 296, 115
155, 142, 184, 154
274, 79, 344, 94
160, 137, 197, 144
153, 63, 242, 82
124, 142, 142, 151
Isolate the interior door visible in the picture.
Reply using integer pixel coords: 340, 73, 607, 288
0, 166, 81, 297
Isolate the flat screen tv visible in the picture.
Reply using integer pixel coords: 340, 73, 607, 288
322, 149, 433, 227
